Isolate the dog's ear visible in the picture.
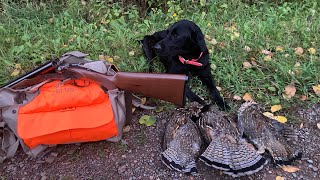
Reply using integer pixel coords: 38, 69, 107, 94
191, 25, 207, 52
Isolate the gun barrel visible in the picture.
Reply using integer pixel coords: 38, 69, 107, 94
0, 61, 54, 90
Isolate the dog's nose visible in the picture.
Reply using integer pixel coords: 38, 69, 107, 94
153, 44, 161, 51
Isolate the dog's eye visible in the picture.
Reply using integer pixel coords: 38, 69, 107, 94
172, 33, 178, 39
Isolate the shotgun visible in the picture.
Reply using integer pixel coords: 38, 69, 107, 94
1, 62, 187, 106
63, 67, 187, 106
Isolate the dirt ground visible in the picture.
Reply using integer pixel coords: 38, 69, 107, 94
1, 103, 319, 180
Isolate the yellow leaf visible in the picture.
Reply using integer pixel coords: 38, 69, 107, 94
15, 63, 22, 69
243, 93, 253, 101
276, 176, 285, 180
274, 116, 287, 123
281, 165, 300, 173
98, 55, 105, 60
276, 46, 284, 52
308, 47, 316, 54
233, 95, 242, 101
271, 105, 282, 112
283, 85, 296, 99
209, 49, 213, 54
264, 55, 272, 61
312, 85, 320, 96
207, 22, 212, 27
295, 47, 304, 55
263, 112, 275, 119
234, 32, 240, 38
11, 69, 20, 77
173, 13, 177, 17
107, 57, 114, 63
242, 61, 252, 69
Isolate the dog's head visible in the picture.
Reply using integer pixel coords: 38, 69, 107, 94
153, 20, 207, 57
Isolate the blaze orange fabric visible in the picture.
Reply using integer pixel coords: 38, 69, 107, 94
17, 80, 117, 149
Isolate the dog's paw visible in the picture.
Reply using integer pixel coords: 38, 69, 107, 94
217, 102, 230, 111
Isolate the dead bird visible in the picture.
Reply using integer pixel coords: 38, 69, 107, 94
237, 101, 302, 166
198, 105, 267, 177
161, 102, 203, 175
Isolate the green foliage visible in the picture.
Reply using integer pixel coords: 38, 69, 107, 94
0, 0, 319, 107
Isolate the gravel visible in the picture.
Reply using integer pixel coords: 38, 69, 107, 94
1, 103, 319, 179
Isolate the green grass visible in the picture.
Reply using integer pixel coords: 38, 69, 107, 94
0, 0, 319, 110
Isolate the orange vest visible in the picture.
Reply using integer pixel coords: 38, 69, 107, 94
17, 80, 118, 149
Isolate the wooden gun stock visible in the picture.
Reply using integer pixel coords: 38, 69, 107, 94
65, 68, 187, 106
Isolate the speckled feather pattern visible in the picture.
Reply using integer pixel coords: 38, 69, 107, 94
237, 101, 301, 166
199, 105, 267, 177
161, 103, 203, 174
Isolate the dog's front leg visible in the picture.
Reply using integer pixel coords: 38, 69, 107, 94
185, 86, 206, 105
199, 74, 230, 111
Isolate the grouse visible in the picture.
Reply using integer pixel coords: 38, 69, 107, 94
237, 101, 302, 166
199, 105, 267, 177
161, 102, 203, 175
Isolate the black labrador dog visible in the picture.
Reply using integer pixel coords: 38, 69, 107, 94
141, 20, 229, 110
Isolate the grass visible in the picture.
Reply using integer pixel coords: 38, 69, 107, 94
0, 0, 319, 111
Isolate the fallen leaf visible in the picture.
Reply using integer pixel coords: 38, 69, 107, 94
300, 95, 307, 101
271, 105, 282, 112
261, 49, 272, 55
155, 106, 164, 113
209, 49, 213, 54
284, 53, 290, 58
244, 46, 251, 52
243, 93, 253, 101
263, 112, 275, 119
312, 85, 320, 96
11, 63, 22, 77
132, 107, 136, 113
276, 46, 284, 52
274, 116, 287, 123
107, 57, 114, 63
242, 61, 252, 69
216, 86, 222, 91
210, 38, 217, 45
49, 17, 54, 24
81, 0, 86, 5
264, 55, 272, 61
139, 115, 156, 126
281, 165, 300, 173
123, 125, 131, 133
233, 32, 240, 38
294, 62, 301, 67
98, 55, 105, 60
308, 47, 316, 54
317, 123, 320, 129
233, 95, 242, 101
283, 85, 296, 99
295, 47, 304, 55
101, 18, 107, 24
276, 176, 285, 180
129, 51, 135, 56
10, 69, 20, 77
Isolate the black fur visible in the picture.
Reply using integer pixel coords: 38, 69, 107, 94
141, 20, 229, 110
